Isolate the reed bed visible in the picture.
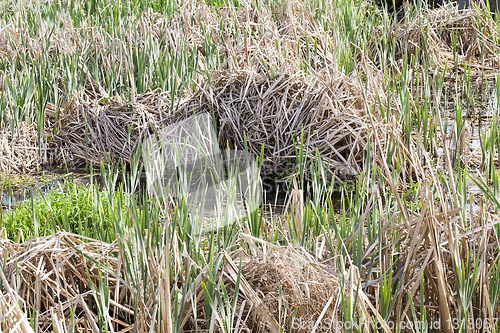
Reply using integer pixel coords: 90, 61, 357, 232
2, 0, 500, 332
0, 0, 357, 175
369, 4, 500, 83
0, 122, 40, 174
0, 0, 424, 177
2, 166, 498, 332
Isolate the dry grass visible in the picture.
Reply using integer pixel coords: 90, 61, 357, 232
48, 92, 173, 168
47, 66, 402, 182
0, 232, 137, 332
2, 0, 500, 332
0, 122, 40, 174
44, 0, 395, 181
5, 0, 490, 178
370, 4, 500, 82
175, 69, 376, 180
239, 238, 342, 332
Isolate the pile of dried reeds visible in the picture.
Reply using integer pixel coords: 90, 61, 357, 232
369, 4, 500, 82
239, 238, 343, 332
175, 69, 381, 180
0, 232, 136, 332
182, 239, 347, 333
0, 287, 34, 333
48, 92, 173, 168
0, 122, 40, 174
4, 176, 496, 333
0, 231, 383, 333
47, 67, 396, 181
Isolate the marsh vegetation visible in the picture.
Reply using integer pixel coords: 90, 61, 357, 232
1, 0, 500, 332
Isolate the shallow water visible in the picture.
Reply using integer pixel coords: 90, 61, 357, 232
437, 105, 494, 168
0, 171, 93, 208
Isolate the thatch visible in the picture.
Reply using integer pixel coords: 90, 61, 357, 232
48, 92, 173, 168
48, 68, 387, 181
0, 232, 136, 332
369, 4, 500, 82
0, 122, 40, 174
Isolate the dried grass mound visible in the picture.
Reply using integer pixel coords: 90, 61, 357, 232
48, 68, 387, 181
0, 122, 40, 174
48, 92, 173, 167
218, 234, 392, 333
369, 5, 500, 82
176, 69, 380, 180
0, 231, 373, 333
183, 238, 379, 333
0, 232, 136, 332
241, 242, 341, 332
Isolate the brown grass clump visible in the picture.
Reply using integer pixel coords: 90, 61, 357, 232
0, 231, 346, 333
175, 69, 379, 180
48, 92, 173, 168
240, 240, 342, 332
0, 122, 40, 174
48, 67, 390, 181
2, 193, 499, 333
0, 232, 137, 332
369, 4, 500, 82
